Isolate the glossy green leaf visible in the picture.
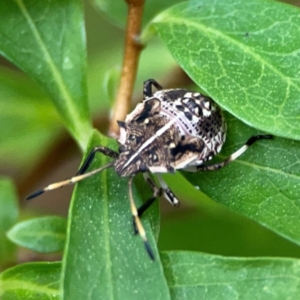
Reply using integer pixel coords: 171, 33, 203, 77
61, 131, 170, 300
0, 262, 61, 300
161, 251, 300, 300
0, 0, 92, 149
92, 0, 184, 29
0, 178, 18, 269
149, 0, 300, 140
183, 112, 300, 246
7, 216, 67, 253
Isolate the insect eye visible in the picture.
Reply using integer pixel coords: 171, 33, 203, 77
119, 145, 126, 153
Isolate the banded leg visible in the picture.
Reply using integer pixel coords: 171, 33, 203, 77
130, 174, 161, 235
143, 79, 163, 99
186, 135, 273, 172
134, 174, 180, 236
137, 173, 180, 221
26, 162, 114, 200
128, 176, 154, 260
156, 174, 180, 207
77, 146, 118, 175
137, 173, 162, 218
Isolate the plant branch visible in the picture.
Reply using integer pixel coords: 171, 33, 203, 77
108, 0, 145, 138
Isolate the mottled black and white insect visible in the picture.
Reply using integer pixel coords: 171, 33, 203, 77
26, 79, 272, 260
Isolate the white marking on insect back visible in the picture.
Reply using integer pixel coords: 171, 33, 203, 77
184, 92, 193, 98
160, 103, 198, 136
118, 126, 127, 145
125, 102, 145, 122
203, 101, 210, 109
122, 117, 178, 170
202, 109, 211, 117
148, 166, 169, 173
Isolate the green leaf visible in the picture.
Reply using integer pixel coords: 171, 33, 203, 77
183, 112, 300, 247
161, 251, 300, 300
0, 0, 92, 149
0, 178, 18, 269
7, 216, 67, 253
159, 197, 300, 258
61, 131, 170, 300
0, 262, 61, 300
149, 0, 300, 140
92, 0, 184, 29
0, 67, 62, 168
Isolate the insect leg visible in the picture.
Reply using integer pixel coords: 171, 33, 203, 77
130, 174, 161, 235
137, 173, 162, 218
77, 146, 118, 175
134, 174, 180, 234
156, 174, 180, 207
26, 162, 114, 200
143, 79, 163, 99
191, 135, 273, 172
137, 174, 180, 220
128, 176, 154, 260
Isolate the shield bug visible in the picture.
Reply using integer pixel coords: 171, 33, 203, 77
26, 79, 272, 260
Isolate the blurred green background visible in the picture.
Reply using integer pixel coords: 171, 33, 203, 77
1, 0, 300, 269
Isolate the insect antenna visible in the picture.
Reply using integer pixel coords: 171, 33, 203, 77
128, 176, 155, 261
26, 162, 115, 200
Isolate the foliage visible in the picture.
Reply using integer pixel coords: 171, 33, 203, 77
0, 178, 18, 270
0, 0, 300, 299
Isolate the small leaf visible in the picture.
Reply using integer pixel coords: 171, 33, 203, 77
61, 131, 170, 300
0, 0, 92, 148
93, 0, 184, 28
0, 262, 61, 300
149, 0, 300, 140
0, 178, 18, 269
7, 216, 67, 253
184, 112, 300, 247
161, 251, 300, 300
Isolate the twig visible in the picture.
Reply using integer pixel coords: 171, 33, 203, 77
108, 0, 145, 138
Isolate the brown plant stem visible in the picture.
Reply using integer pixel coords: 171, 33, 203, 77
108, 0, 145, 138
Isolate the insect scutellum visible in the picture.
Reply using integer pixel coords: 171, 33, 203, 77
26, 79, 273, 260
